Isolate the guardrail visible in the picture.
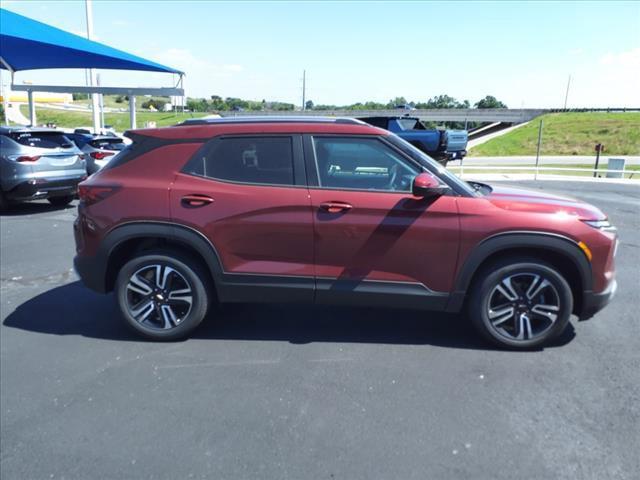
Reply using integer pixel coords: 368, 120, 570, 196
447, 165, 638, 180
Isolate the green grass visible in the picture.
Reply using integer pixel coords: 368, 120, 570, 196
21, 105, 208, 131
448, 163, 640, 179
470, 112, 640, 156
71, 95, 170, 109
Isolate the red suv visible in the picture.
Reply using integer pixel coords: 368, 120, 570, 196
73, 117, 618, 348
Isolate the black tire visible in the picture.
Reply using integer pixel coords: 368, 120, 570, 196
48, 195, 74, 207
468, 258, 573, 349
115, 250, 212, 340
0, 190, 9, 212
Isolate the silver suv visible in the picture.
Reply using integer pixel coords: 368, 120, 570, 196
0, 127, 87, 210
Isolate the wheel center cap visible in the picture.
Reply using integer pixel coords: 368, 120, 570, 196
155, 293, 165, 301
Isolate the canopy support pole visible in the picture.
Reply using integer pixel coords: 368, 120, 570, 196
129, 95, 136, 129
0, 56, 14, 126
28, 89, 36, 126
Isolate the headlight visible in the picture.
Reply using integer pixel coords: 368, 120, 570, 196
583, 219, 617, 232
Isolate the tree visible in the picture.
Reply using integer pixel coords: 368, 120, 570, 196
141, 98, 167, 111
474, 95, 507, 109
414, 94, 469, 109
72, 93, 89, 101
186, 98, 208, 112
305, 100, 314, 110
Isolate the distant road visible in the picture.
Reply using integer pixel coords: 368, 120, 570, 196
454, 156, 640, 166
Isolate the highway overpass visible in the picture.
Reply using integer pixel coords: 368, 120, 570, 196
221, 108, 546, 123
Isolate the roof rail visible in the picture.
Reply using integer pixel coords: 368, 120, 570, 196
175, 116, 365, 127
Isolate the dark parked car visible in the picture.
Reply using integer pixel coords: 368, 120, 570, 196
0, 127, 86, 209
360, 116, 468, 164
74, 117, 617, 348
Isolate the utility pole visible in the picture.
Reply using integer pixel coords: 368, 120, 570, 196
302, 69, 306, 111
563, 74, 571, 110
85, 0, 101, 133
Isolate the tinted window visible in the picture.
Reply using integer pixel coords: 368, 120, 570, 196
89, 138, 127, 151
186, 137, 294, 186
362, 117, 388, 129
396, 118, 424, 130
312, 137, 419, 191
8, 131, 74, 149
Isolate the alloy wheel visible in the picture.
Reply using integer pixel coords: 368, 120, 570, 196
125, 264, 193, 330
487, 273, 561, 341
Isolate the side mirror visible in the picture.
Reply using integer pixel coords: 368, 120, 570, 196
412, 172, 449, 198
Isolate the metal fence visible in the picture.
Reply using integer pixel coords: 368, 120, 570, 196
448, 164, 638, 180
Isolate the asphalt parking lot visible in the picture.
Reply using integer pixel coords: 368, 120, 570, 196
1, 180, 639, 480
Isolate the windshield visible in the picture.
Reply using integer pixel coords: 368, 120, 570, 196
385, 133, 478, 196
89, 138, 127, 151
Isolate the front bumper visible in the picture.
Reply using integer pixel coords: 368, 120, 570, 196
580, 279, 617, 320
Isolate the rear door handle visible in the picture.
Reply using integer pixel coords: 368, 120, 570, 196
181, 194, 214, 207
319, 201, 352, 214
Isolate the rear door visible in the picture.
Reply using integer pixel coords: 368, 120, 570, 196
170, 134, 315, 302
305, 134, 460, 307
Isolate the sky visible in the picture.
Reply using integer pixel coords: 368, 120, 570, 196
2, 0, 639, 108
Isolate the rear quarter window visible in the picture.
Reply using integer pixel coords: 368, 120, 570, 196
8, 132, 74, 149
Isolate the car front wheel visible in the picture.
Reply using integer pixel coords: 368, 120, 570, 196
468, 259, 573, 349
115, 251, 212, 340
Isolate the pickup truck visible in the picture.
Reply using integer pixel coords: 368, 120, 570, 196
359, 116, 468, 165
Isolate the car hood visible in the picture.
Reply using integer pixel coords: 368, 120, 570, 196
486, 184, 606, 220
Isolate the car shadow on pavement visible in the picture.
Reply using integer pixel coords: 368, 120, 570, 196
3, 281, 576, 350
0, 200, 77, 217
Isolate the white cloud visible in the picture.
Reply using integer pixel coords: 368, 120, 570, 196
152, 49, 245, 97
599, 47, 640, 70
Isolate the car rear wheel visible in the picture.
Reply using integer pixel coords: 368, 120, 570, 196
468, 259, 573, 349
115, 251, 212, 340
48, 195, 74, 207
0, 190, 9, 212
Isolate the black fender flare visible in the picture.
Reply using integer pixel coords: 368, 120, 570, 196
446, 232, 592, 312
98, 221, 224, 292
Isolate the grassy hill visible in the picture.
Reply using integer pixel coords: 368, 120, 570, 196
470, 112, 640, 156
19, 105, 207, 131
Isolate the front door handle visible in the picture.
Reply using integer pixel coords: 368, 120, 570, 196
181, 194, 214, 207
319, 201, 352, 214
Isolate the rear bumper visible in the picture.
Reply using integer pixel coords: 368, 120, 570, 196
74, 254, 108, 294
579, 279, 617, 320
5, 176, 83, 201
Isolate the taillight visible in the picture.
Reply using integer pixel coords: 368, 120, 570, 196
14, 155, 41, 162
90, 151, 115, 160
78, 184, 120, 206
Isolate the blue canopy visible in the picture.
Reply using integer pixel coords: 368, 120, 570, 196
0, 9, 183, 74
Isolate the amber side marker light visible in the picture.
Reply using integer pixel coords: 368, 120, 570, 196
578, 241, 593, 262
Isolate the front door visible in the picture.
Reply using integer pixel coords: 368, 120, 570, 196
306, 135, 460, 308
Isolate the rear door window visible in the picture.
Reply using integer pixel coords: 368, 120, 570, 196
8, 132, 74, 149
185, 136, 295, 186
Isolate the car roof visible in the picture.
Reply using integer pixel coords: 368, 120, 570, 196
129, 115, 387, 140
0, 126, 66, 134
